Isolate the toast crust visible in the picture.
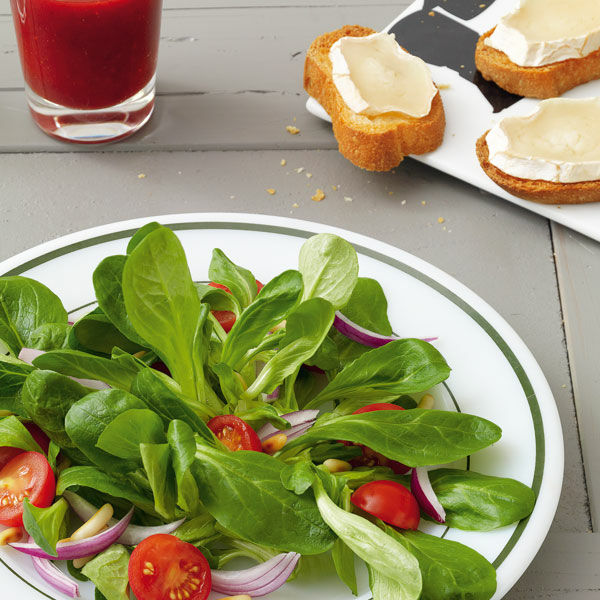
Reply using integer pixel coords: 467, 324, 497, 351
476, 132, 600, 204
304, 25, 445, 171
475, 29, 600, 98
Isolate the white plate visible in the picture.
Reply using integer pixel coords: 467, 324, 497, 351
0, 213, 563, 600
306, 0, 600, 242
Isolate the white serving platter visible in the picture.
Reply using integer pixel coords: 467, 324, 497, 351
306, 0, 600, 242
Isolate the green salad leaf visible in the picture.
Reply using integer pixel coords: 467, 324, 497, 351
305, 339, 450, 408
122, 226, 205, 401
221, 269, 303, 370
242, 298, 335, 399
0, 276, 67, 356
22, 498, 69, 557
0, 355, 34, 416
193, 444, 335, 554
390, 528, 497, 600
427, 469, 536, 531
283, 409, 502, 467
312, 477, 422, 600
0, 415, 43, 453
209, 248, 258, 309
33, 349, 142, 391
22, 370, 88, 447
82, 544, 130, 600
299, 233, 359, 309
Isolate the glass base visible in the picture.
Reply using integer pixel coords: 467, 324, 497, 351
26, 76, 156, 144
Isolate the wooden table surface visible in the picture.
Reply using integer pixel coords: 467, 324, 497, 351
1, 0, 599, 597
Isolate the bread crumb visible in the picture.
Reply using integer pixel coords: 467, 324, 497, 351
388, 191, 394, 196
280, 159, 287, 166
460, 65, 465, 69
428, 10, 435, 16
479, 3, 486, 7
421, 200, 426, 205
312, 189, 325, 202
331, 185, 338, 191
401, 199, 406, 205
286, 125, 300, 135
438, 217, 445, 223
437, 83, 451, 90
267, 188, 276, 195
295, 167, 305, 174
137, 173, 146, 179
292, 203, 299, 208
344, 196, 353, 202
230, 195, 235, 199
306, 173, 313, 178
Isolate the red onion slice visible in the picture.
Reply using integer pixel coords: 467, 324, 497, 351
18, 348, 110, 390
411, 467, 446, 523
11, 508, 133, 560
31, 551, 79, 597
63, 491, 184, 546
257, 410, 319, 442
212, 552, 300, 597
333, 312, 437, 348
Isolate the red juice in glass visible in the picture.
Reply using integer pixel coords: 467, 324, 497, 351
10, 0, 163, 143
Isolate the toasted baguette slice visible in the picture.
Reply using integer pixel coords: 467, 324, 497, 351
475, 29, 600, 98
304, 25, 445, 172
476, 132, 600, 204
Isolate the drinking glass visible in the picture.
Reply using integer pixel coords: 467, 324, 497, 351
10, 0, 163, 143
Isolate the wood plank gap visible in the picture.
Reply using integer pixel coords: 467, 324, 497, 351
551, 221, 599, 531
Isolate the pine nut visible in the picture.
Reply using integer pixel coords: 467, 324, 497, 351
262, 433, 287, 454
73, 555, 94, 568
323, 459, 352, 473
418, 394, 435, 409
0, 527, 23, 545
70, 504, 113, 540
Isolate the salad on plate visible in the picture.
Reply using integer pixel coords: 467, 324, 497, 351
0, 223, 536, 600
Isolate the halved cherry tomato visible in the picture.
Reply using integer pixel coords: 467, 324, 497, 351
0, 452, 55, 527
129, 534, 211, 600
351, 480, 420, 530
209, 280, 264, 333
212, 310, 237, 333
345, 403, 410, 475
0, 423, 51, 471
207, 415, 262, 452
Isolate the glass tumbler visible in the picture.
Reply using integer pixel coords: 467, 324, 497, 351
10, 0, 163, 143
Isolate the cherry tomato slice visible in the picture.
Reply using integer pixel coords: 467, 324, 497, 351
0, 452, 56, 527
129, 534, 211, 600
212, 310, 237, 333
345, 403, 410, 474
207, 415, 263, 452
351, 480, 420, 530
209, 280, 264, 333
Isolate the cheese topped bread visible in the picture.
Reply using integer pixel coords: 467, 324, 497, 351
475, 0, 600, 98
477, 98, 600, 204
304, 25, 445, 172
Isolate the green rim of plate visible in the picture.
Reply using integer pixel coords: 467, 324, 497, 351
0, 220, 544, 596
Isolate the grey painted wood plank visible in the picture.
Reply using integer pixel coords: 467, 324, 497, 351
0, 5, 397, 92
552, 223, 600, 531
509, 530, 600, 597
0, 148, 589, 536
0, 90, 339, 152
